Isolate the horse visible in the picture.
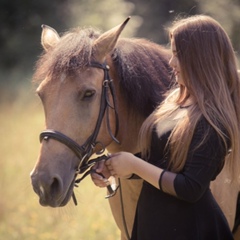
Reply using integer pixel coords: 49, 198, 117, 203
30, 17, 240, 239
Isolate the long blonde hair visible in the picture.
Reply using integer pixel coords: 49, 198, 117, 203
139, 15, 240, 181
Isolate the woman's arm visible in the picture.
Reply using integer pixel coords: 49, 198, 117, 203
105, 152, 177, 196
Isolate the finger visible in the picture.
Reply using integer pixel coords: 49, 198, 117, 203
106, 165, 113, 172
94, 161, 105, 172
91, 170, 109, 182
109, 169, 117, 178
91, 175, 110, 187
105, 159, 111, 166
91, 172, 104, 180
94, 180, 109, 188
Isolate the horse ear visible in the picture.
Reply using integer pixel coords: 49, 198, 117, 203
41, 24, 60, 51
93, 17, 131, 61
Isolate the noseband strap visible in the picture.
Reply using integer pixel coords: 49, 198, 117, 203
39, 61, 120, 202
40, 130, 85, 160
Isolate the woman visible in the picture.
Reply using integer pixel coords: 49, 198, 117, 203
92, 15, 240, 239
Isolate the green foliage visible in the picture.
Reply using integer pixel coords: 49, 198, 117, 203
68, 0, 140, 37
129, 0, 200, 44
128, 0, 240, 58
0, 92, 120, 240
1, 0, 240, 87
199, 0, 240, 55
0, 0, 69, 71
0, 0, 136, 86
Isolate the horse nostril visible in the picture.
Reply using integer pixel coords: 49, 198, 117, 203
50, 176, 63, 198
31, 170, 67, 206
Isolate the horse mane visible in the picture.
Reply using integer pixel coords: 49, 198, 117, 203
112, 38, 172, 117
33, 27, 172, 117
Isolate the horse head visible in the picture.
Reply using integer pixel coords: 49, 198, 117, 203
30, 18, 131, 207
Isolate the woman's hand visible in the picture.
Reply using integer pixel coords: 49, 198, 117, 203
90, 160, 111, 188
91, 152, 138, 187
105, 152, 136, 178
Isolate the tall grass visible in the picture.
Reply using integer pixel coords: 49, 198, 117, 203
0, 87, 120, 240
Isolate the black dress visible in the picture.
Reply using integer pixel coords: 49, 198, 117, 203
131, 117, 233, 240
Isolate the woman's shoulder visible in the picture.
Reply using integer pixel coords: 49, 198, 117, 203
192, 116, 229, 156
195, 116, 228, 139
194, 116, 220, 141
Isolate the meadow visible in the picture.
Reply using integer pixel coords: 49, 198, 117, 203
0, 85, 120, 240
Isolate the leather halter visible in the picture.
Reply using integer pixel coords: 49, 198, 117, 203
39, 61, 120, 203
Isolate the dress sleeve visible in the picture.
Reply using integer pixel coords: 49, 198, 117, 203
174, 118, 228, 203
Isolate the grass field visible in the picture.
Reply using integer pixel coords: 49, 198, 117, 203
0, 86, 120, 240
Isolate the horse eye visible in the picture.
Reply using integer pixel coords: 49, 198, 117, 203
83, 90, 95, 100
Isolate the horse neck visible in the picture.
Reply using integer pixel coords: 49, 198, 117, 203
107, 94, 145, 154
106, 57, 145, 154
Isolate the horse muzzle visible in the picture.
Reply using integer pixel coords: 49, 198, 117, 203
30, 168, 74, 207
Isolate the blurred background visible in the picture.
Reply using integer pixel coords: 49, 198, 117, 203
0, 0, 240, 239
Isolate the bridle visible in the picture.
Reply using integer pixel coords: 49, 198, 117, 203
39, 61, 120, 202
39, 61, 131, 240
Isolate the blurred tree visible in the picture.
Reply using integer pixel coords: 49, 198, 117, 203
0, 0, 70, 72
199, 0, 240, 55
1, 0, 239, 86
68, 0, 141, 37
0, 0, 136, 85
126, 0, 200, 44
126, 0, 240, 57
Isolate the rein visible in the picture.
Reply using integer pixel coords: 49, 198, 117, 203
39, 61, 120, 202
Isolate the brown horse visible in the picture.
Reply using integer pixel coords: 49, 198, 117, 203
30, 18, 239, 239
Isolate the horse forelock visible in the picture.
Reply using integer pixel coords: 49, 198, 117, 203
33, 27, 101, 83
112, 38, 172, 117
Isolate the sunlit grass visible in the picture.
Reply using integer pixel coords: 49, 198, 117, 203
0, 87, 120, 240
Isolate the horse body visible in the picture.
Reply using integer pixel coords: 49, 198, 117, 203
30, 18, 239, 239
